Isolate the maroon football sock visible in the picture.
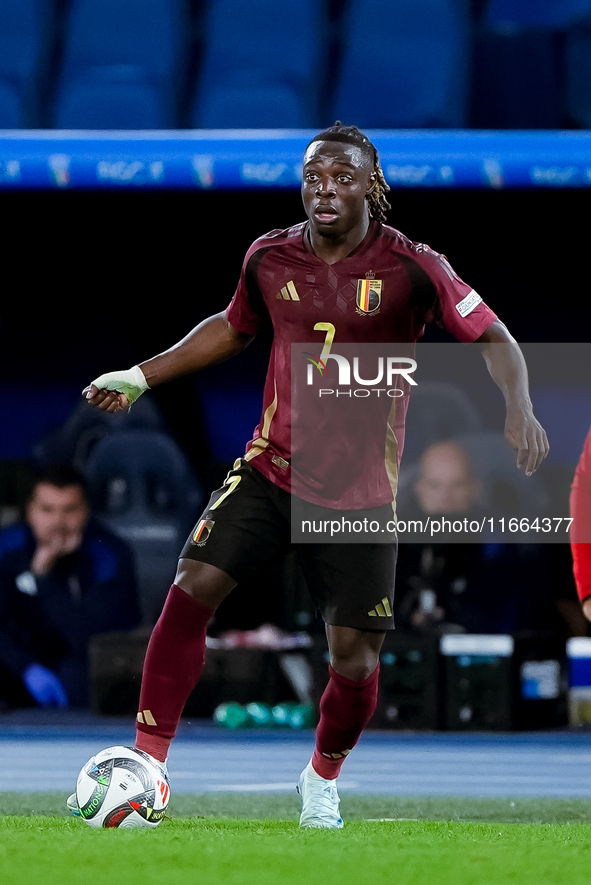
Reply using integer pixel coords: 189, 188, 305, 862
312, 663, 380, 779
135, 584, 213, 762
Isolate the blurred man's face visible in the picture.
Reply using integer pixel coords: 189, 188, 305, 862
415, 444, 480, 515
27, 483, 89, 545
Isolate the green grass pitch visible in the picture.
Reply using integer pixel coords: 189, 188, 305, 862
2, 793, 591, 885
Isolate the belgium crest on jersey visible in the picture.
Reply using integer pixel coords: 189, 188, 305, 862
356, 278, 382, 316
192, 518, 215, 547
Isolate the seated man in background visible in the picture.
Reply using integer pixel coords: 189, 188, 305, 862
396, 440, 578, 637
410, 440, 484, 525
0, 464, 140, 709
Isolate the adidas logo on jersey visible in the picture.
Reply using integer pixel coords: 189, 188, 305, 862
368, 597, 393, 618
276, 281, 300, 301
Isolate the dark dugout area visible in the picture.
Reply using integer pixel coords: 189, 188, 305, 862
2, 186, 588, 467
1, 186, 588, 637
2, 185, 589, 485
3, 187, 588, 358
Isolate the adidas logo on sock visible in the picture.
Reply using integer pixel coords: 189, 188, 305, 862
322, 749, 351, 760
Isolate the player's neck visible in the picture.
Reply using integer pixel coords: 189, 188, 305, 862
307, 217, 371, 265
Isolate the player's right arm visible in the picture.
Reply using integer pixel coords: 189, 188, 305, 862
83, 312, 254, 412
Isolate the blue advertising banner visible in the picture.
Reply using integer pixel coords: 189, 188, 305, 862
0, 129, 590, 190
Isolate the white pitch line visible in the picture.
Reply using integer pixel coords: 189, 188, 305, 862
343, 772, 579, 785
205, 781, 359, 792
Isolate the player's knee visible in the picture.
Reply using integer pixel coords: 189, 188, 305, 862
174, 558, 236, 611
327, 625, 384, 681
329, 645, 381, 682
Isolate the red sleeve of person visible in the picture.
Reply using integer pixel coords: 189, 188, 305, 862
570, 427, 591, 603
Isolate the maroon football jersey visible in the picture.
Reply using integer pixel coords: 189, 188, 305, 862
225, 220, 497, 509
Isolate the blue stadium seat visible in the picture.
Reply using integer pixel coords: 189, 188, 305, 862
83, 430, 204, 624
55, 71, 170, 130
53, 0, 185, 129
566, 18, 591, 127
471, 28, 563, 128
191, 0, 324, 128
0, 0, 48, 127
0, 83, 22, 129
485, 0, 591, 29
330, 0, 470, 128
34, 393, 166, 471
473, 0, 591, 127
472, 0, 573, 129
195, 78, 311, 130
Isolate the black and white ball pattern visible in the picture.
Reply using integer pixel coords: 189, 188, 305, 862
75, 746, 170, 828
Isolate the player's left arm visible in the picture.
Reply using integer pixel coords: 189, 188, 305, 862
476, 319, 549, 475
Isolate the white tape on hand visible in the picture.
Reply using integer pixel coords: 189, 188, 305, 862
90, 365, 149, 406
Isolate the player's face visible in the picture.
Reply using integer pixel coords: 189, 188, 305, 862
301, 141, 376, 238
27, 483, 89, 544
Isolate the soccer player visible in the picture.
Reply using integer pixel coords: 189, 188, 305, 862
79, 123, 548, 827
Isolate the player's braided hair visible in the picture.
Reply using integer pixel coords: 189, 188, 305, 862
307, 122, 391, 223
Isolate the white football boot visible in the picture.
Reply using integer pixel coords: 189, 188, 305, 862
135, 747, 169, 779
297, 760, 344, 828
66, 793, 80, 816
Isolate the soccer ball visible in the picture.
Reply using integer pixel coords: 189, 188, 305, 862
75, 746, 170, 828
